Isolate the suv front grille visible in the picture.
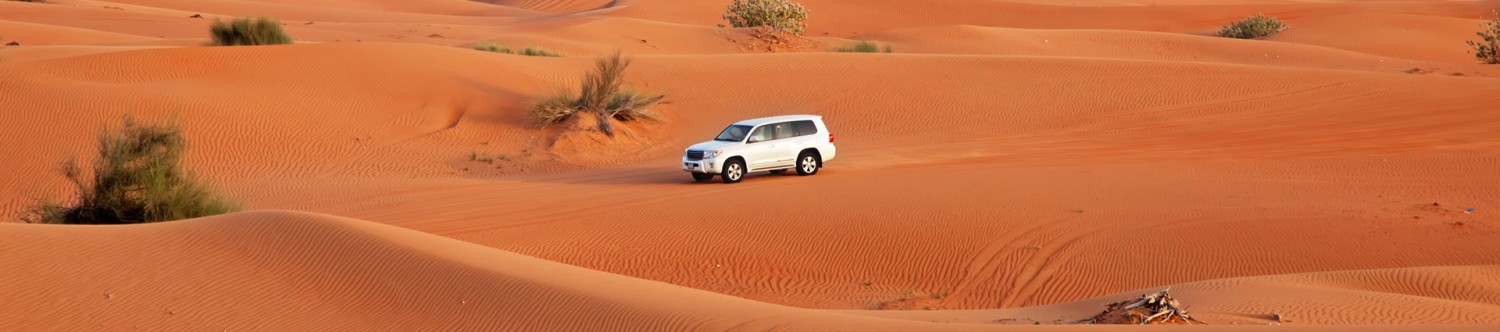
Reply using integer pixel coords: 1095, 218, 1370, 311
685, 150, 705, 161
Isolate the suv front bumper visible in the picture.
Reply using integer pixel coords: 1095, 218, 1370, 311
683, 157, 720, 174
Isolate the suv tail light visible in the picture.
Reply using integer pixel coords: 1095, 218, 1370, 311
829, 133, 836, 143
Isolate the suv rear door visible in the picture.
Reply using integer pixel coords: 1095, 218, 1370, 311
768, 122, 799, 166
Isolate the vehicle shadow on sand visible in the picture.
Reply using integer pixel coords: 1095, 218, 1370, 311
526, 166, 821, 186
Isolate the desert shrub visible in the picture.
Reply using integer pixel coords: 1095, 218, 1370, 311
23, 116, 239, 224
474, 43, 512, 54
723, 0, 809, 34
7, 0, 47, 3
1468, 10, 1500, 64
531, 88, 578, 125
210, 17, 293, 46
1218, 14, 1286, 39
518, 47, 562, 57
836, 40, 892, 53
529, 52, 666, 136
474, 43, 561, 57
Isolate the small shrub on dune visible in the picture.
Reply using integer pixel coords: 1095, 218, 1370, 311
836, 40, 892, 53
530, 52, 666, 136
24, 116, 239, 224
1218, 14, 1286, 39
473, 43, 561, 57
518, 47, 562, 57
1468, 10, 1500, 64
474, 43, 512, 54
723, 0, 809, 35
531, 88, 578, 125
7, 0, 47, 3
210, 17, 293, 46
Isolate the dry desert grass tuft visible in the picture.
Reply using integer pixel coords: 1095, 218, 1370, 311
1219, 14, 1287, 39
1468, 10, 1500, 64
210, 17, 293, 46
24, 117, 238, 224
474, 43, 561, 57
722, 0, 809, 34
836, 40, 893, 53
531, 52, 665, 137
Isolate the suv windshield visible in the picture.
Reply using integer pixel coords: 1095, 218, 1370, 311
714, 125, 753, 142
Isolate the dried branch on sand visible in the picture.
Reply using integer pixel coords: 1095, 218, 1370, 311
1078, 288, 1204, 325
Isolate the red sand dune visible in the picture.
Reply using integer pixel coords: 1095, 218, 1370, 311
2, 211, 1497, 330
3, 0, 1500, 330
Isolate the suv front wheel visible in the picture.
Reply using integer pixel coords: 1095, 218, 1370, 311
796, 152, 821, 176
722, 159, 746, 184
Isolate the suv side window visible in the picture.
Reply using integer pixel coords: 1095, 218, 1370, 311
793, 120, 818, 137
771, 122, 794, 140
749, 126, 772, 142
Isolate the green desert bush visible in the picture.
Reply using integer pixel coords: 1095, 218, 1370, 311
474, 43, 512, 54
836, 40, 892, 53
1468, 10, 1500, 64
23, 116, 239, 224
210, 17, 293, 46
531, 88, 578, 125
1217, 14, 1286, 39
530, 52, 666, 136
518, 46, 561, 57
474, 43, 561, 57
723, 0, 809, 34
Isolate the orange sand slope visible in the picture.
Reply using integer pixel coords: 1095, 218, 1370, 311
2, 212, 1498, 331
4, 0, 1500, 330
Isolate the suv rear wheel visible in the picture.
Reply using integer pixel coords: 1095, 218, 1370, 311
722, 159, 746, 184
796, 152, 821, 176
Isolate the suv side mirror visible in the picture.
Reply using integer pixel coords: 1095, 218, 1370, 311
747, 137, 761, 144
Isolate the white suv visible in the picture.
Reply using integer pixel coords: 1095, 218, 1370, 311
682, 115, 837, 183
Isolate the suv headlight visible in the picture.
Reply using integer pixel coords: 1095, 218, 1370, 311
703, 149, 723, 159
